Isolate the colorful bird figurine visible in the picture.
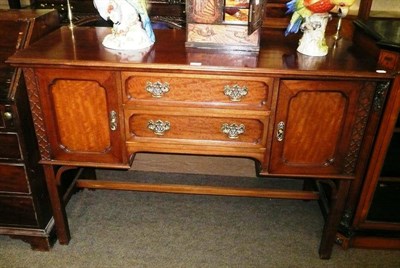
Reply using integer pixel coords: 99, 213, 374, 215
285, 0, 356, 36
93, 0, 155, 50
124, 0, 155, 43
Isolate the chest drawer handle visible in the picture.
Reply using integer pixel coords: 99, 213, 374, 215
276, 121, 285, 141
148, 120, 171, 135
3, 111, 13, 121
146, 81, 170, 98
221, 123, 245, 139
110, 110, 118, 131
224, 84, 248, 102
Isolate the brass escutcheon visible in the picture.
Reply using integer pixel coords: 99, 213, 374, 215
276, 121, 285, 141
109, 110, 118, 131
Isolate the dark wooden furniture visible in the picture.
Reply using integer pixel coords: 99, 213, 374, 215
336, 17, 400, 250
0, 9, 59, 250
29, 0, 185, 28
148, 0, 185, 28
8, 0, 21, 8
353, 19, 400, 72
263, 0, 288, 29
8, 26, 394, 259
348, 74, 400, 249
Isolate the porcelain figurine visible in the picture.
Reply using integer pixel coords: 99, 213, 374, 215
285, 0, 355, 56
93, 0, 155, 50
296, 12, 331, 56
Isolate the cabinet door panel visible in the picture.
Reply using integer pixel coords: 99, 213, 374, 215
270, 80, 372, 176
283, 91, 346, 164
35, 69, 125, 165
51, 79, 111, 152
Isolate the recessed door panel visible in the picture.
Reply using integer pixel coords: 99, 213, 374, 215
269, 80, 373, 176
35, 69, 126, 165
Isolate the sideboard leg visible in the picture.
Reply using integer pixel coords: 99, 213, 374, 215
43, 165, 71, 245
318, 180, 351, 259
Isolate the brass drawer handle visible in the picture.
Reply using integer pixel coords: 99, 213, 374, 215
3, 112, 13, 121
147, 120, 170, 135
110, 110, 118, 131
224, 84, 248, 102
276, 121, 285, 141
145, 81, 170, 98
221, 123, 245, 139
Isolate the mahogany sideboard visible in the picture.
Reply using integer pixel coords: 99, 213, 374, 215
7, 26, 395, 259
0, 9, 59, 250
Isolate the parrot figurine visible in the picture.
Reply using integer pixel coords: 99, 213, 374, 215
124, 0, 155, 43
285, 0, 356, 36
93, 0, 155, 44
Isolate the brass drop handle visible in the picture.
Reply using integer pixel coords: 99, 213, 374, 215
221, 123, 245, 139
276, 121, 285, 141
148, 120, 170, 135
223, 84, 248, 102
3, 111, 13, 121
109, 110, 118, 131
145, 81, 170, 98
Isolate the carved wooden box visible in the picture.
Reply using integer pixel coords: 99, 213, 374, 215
185, 0, 266, 51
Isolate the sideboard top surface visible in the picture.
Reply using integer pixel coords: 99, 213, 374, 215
7, 26, 393, 79
0, 9, 56, 21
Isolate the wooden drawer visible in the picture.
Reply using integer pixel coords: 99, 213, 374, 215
0, 133, 22, 160
263, 0, 290, 29
0, 195, 38, 227
0, 164, 30, 194
122, 72, 272, 110
125, 109, 268, 148
378, 50, 399, 71
265, 0, 287, 18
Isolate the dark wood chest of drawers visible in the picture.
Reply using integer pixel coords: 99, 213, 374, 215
0, 9, 59, 250
337, 18, 400, 250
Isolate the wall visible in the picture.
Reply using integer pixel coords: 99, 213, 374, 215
350, 0, 400, 17
0, 0, 9, 9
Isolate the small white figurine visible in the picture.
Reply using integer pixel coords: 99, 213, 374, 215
93, 0, 155, 50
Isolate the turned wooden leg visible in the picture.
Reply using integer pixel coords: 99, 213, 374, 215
43, 165, 71, 245
318, 180, 351, 259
